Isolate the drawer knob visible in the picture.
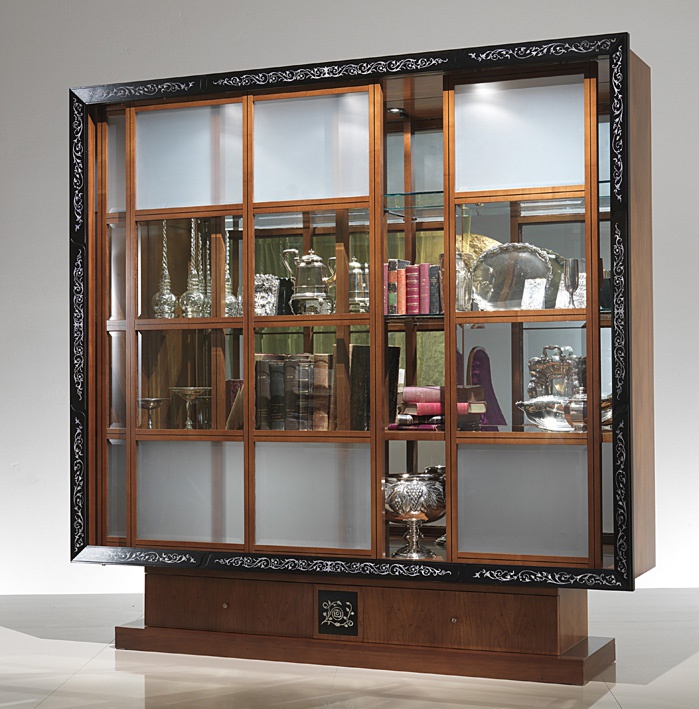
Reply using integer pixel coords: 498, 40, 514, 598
222, 603, 229, 609
451, 617, 458, 624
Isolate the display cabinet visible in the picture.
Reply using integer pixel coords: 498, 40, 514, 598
70, 33, 653, 683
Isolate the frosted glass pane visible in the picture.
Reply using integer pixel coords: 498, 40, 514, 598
107, 115, 126, 213
254, 92, 369, 202
137, 441, 244, 543
107, 440, 126, 537
136, 103, 243, 209
255, 442, 371, 548
457, 445, 588, 557
386, 132, 404, 194
412, 130, 443, 192
455, 76, 585, 192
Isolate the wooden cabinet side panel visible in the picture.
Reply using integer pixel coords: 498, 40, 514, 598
628, 51, 656, 578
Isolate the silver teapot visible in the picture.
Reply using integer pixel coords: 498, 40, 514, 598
348, 256, 369, 312
281, 248, 336, 314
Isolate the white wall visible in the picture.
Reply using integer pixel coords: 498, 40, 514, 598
0, 0, 694, 593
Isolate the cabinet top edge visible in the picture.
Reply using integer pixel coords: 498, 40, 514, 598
69, 32, 630, 106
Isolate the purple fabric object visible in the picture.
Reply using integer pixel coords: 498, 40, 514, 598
468, 346, 507, 430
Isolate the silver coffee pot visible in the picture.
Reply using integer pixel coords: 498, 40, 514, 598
348, 256, 369, 312
281, 248, 336, 314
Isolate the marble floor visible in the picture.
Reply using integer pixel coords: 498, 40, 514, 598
0, 589, 697, 708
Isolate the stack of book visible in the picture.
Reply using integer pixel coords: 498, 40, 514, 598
255, 353, 332, 431
388, 384, 487, 431
384, 259, 441, 315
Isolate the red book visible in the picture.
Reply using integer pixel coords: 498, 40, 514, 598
406, 401, 476, 416
402, 384, 485, 404
406, 265, 420, 315
396, 263, 407, 314
419, 263, 431, 314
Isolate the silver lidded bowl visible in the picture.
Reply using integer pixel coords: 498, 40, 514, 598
384, 467, 446, 559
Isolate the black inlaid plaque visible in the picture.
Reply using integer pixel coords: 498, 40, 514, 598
317, 589, 358, 637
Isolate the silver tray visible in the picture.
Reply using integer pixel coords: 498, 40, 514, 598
472, 242, 553, 311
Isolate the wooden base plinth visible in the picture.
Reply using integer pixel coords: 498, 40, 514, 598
114, 569, 615, 685
116, 623, 614, 685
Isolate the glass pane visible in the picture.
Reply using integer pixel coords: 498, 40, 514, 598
455, 321, 587, 433
254, 91, 369, 202
454, 74, 585, 192
107, 115, 126, 213
254, 209, 370, 315
457, 444, 588, 557
385, 129, 443, 194
108, 222, 126, 320
456, 200, 587, 312
254, 325, 369, 431
384, 193, 444, 315
255, 442, 371, 549
107, 439, 127, 537
385, 440, 446, 558
136, 103, 243, 209
389, 329, 444, 431
109, 331, 126, 428
137, 441, 244, 544
138, 330, 212, 430
138, 216, 242, 319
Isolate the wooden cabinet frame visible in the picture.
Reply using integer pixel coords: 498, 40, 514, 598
70, 32, 653, 591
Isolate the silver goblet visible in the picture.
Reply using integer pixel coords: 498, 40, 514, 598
138, 397, 168, 429
171, 386, 212, 429
384, 469, 446, 560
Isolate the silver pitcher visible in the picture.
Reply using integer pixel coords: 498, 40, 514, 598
281, 248, 336, 314
348, 256, 369, 312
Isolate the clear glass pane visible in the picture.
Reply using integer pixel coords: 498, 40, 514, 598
138, 216, 242, 319
455, 321, 587, 433
389, 329, 444, 431
107, 439, 127, 537
136, 103, 243, 209
385, 440, 446, 558
255, 442, 371, 549
457, 444, 588, 557
137, 441, 244, 543
457, 200, 587, 312
109, 331, 126, 428
384, 193, 444, 315
412, 129, 443, 193
254, 91, 369, 202
385, 132, 404, 194
254, 209, 370, 315
107, 114, 126, 213
138, 330, 212, 430
254, 325, 369, 431
108, 222, 126, 320
454, 75, 585, 192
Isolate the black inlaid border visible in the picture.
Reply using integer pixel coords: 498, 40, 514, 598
69, 32, 634, 591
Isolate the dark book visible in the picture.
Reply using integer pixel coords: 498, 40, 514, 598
429, 264, 441, 314
297, 360, 314, 431
383, 262, 388, 315
312, 353, 332, 431
406, 264, 420, 315
268, 361, 286, 430
387, 259, 398, 315
255, 359, 271, 430
386, 345, 401, 426
349, 344, 371, 430
225, 379, 244, 417
283, 358, 299, 430
225, 383, 244, 430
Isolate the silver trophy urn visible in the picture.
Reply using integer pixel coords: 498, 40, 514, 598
384, 467, 446, 559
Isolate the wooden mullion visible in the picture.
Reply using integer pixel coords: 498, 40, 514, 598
124, 106, 138, 548
369, 82, 386, 559
443, 75, 457, 563
242, 95, 256, 553
584, 63, 603, 568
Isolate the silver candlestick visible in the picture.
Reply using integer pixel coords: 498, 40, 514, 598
179, 219, 205, 318
564, 258, 580, 308
224, 231, 239, 316
151, 220, 177, 318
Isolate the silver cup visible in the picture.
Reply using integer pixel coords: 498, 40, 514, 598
384, 468, 446, 559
